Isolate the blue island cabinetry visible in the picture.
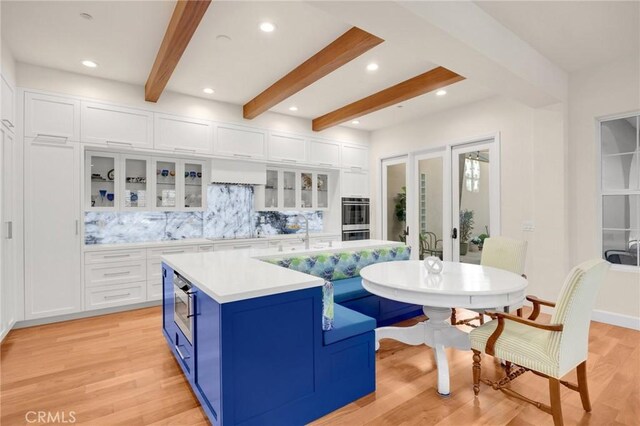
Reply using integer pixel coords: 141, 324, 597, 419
162, 263, 375, 426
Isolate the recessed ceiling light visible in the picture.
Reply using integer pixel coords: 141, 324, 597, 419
366, 63, 379, 72
81, 60, 98, 68
260, 22, 275, 32
289, 106, 298, 112
351, 120, 360, 125
79, 12, 93, 20
203, 88, 214, 94
436, 89, 447, 96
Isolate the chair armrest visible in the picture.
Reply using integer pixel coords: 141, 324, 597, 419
525, 295, 556, 320
483, 310, 563, 356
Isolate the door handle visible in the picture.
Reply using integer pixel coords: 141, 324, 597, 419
451, 228, 458, 239
5, 221, 12, 239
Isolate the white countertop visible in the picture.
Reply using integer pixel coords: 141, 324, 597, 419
162, 240, 404, 304
83, 232, 341, 252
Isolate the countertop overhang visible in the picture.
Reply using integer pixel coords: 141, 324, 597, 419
162, 240, 404, 304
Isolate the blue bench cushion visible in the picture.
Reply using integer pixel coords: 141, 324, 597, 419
333, 277, 369, 303
324, 304, 376, 345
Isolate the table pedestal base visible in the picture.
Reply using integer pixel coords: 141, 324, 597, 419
374, 306, 471, 396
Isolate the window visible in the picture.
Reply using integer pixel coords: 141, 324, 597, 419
464, 158, 480, 193
600, 114, 640, 267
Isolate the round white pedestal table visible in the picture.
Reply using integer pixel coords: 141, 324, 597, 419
360, 260, 527, 396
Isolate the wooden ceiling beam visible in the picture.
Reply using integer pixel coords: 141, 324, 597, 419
243, 27, 384, 119
145, 0, 211, 102
312, 67, 465, 131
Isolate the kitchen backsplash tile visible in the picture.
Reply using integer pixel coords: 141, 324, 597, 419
85, 184, 323, 245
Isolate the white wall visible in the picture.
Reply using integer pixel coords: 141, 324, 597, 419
569, 56, 640, 319
370, 96, 571, 306
1, 40, 16, 85
15, 63, 370, 145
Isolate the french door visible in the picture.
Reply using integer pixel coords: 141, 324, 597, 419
451, 139, 500, 263
381, 136, 500, 263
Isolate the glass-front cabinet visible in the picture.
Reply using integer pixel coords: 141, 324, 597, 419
122, 155, 150, 210
85, 150, 206, 212
154, 158, 178, 210
183, 161, 204, 210
262, 168, 330, 211
86, 151, 119, 211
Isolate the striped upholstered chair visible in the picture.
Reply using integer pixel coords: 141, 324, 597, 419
469, 259, 610, 426
451, 236, 528, 326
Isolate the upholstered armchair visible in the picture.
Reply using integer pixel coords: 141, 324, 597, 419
451, 236, 528, 326
469, 259, 610, 426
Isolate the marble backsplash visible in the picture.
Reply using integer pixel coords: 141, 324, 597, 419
84, 184, 323, 245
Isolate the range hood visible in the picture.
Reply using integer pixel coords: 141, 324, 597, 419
211, 158, 266, 185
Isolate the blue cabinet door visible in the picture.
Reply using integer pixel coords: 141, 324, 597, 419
194, 288, 222, 425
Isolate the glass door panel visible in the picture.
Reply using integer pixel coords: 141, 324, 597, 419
123, 157, 148, 209
183, 162, 203, 209
416, 156, 444, 260
156, 160, 177, 209
283, 171, 296, 209
301, 172, 313, 209
88, 152, 117, 210
382, 157, 408, 242
317, 173, 329, 209
265, 170, 278, 209
451, 141, 498, 264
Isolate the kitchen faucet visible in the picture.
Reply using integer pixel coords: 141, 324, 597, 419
297, 214, 310, 250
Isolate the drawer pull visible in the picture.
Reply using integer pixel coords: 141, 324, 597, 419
104, 292, 131, 300
280, 158, 297, 163
35, 133, 69, 143
162, 249, 185, 254
174, 147, 197, 153
232, 153, 252, 158
2, 119, 14, 128
175, 344, 190, 360
106, 140, 133, 146
104, 271, 131, 277
103, 254, 131, 259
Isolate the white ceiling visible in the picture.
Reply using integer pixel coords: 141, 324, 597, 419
475, 0, 640, 73
3, 1, 635, 132
1, 1, 494, 131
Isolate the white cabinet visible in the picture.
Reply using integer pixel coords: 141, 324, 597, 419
341, 169, 369, 198
1, 75, 15, 132
24, 92, 80, 141
85, 151, 119, 211
309, 140, 340, 167
1, 127, 17, 334
154, 114, 214, 155
341, 143, 369, 170
151, 157, 207, 211
263, 168, 330, 211
215, 123, 267, 160
24, 139, 81, 319
81, 101, 153, 148
268, 132, 308, 164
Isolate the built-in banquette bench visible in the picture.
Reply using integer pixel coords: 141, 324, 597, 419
262, 245, 423, 333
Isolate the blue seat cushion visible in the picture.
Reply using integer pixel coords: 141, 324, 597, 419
324, 304, 376, 345
333, 277, 369, 303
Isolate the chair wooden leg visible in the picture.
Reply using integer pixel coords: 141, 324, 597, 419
516, 308, 523, 317
451, 308, 457, 325
479, 314, 485, 325
472, 349, 481, 396
576, 361, 591, 412
504, 361, 512, 374
549, 378, 564, 426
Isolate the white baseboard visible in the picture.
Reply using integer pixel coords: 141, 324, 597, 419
13, 300, 162, 329
0, 319, 17, 343
592, 309, 640, 330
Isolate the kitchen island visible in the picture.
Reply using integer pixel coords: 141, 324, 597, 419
161, 240, 412, 426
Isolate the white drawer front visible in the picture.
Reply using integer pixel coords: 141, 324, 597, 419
147, 245, 198, 259
147, 280, 163, 301
85, 261, 146, 287
85, 249, 146, 264
213, 241, 269, 251
147, 258, 163, 281
86, 282, 146, 310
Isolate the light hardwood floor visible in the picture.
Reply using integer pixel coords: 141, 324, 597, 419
1, 307, 638, 425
